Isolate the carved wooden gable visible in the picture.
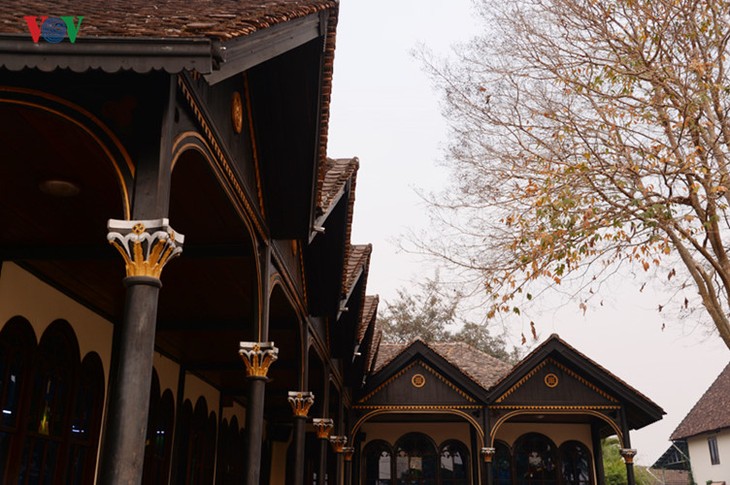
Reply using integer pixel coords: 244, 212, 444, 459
494, 358, 619, 408
357, 359, 478, 408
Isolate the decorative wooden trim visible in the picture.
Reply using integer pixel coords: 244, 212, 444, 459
177, 74, 266, 238
488, 409, 623, 447
353, 405, 482, 410
490, 405, 621, 410
495, 358, 618, 403
359, 360, 476, 404
350, 409, 485, 446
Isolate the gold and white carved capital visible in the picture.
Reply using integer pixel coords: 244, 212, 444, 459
313, 418, 334, 440
342, 446, 355, 462
288, 391, 315, 418
329, 435, 348, 453
239, 342, 278, 378
480, 447, 496, 463
619, 448, 637, 464
107, 218, 184, 279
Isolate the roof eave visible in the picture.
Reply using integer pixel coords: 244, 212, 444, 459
206, 11, 325, 85
0, 34, 213, 74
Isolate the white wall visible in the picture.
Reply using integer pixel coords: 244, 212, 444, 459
688, 430, 730, 484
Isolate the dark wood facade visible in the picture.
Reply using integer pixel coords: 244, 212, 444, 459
0, 2, 663, 485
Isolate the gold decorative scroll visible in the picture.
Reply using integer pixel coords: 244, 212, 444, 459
288, 391, 315, 418
107, 218, 184, 279
239, 342, 278, 378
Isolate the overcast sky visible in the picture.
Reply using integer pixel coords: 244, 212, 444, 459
326, 0, 730, 466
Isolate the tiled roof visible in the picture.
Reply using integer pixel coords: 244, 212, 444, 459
343, 244, 371, 299
671, 362, 730, 440
318, 157, 359, 215
492, 333, 659, 407
357, 295, 379, 342
374, 339, 513, 391
0, 0, 337, 40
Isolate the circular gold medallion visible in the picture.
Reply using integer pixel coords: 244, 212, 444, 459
411, 374, 426, 388
231, 91, 243, 134
544, 373, 559, 388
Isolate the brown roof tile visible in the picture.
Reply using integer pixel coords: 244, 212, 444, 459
373, 339, 513, 391
342, 244, 371, 299
356, 295, 379, 342
318, 157, 359, 215
0, 0, 337, 40
671, 362, 730, 440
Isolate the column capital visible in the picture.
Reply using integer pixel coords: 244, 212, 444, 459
329, 435, 348, 453
107, 218, 184, 279
288, 391, 315, 418
342, 446, 355, 462
620, 448, 637, 464
480, 447, 496, 463
239, 342, 278, 379
312, 418, 334, 440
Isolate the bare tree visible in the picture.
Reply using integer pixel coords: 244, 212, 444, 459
379, 274, 521, 362
419, 0, 730, 348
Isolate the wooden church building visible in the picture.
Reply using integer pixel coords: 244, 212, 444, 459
0, 1, 663, 484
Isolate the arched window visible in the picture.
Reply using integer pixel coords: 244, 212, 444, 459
513, 433, 558, 484
439, 440, 469, 485
493, 441, 512, 485
217, 416, 244, 485
66, 352, 105, 484
143, 369, 174, 485
363, 440, 392, 485
395, 433, 437, 485
559, 441, 593, 485
19, 320, 80, 484
0, 317, 35, 481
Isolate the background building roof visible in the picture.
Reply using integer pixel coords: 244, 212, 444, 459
671, 362, 730, 440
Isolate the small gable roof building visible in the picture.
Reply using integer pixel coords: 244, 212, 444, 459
670, 362, 730, 484
352, 335, 664, 485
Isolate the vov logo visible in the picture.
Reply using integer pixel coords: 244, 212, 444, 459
24, 16, 84, 44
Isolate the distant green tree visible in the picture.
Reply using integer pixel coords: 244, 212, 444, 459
602, 437, 653, 485
379, 274, 520, 363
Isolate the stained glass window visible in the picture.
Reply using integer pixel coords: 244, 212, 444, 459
513, 433, 558, 485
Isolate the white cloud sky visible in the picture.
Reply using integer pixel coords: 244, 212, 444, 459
326, 0, 730, 466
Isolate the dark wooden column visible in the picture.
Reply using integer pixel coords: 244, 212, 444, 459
591, 422, 606, 485
240, 342, 278, 485
342, 447, 354, 485
98, 219, 184, 485
288, 391, 315, 485
482, 406, 494, 485
97, 74, 179, 485
330, 436, 347, 485
619, 407, 637, 485
313, 418, 334, 485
